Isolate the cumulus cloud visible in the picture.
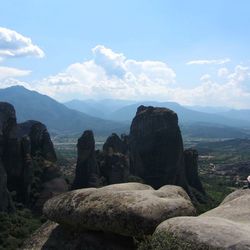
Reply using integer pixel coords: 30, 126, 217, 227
172, 65, 250, 108
187, 58, 231, 65
38, 45, 176, 100
0, 27, 45, 60
0, 66, 31, 80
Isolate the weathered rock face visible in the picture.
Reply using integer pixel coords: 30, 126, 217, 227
153, 189, 250, 250
0, 102, 66, 211
0, 160, 14, 212
18, 120, 57, 162
129, 106, 187, 190
22, 221, 136, 250
34, 177, 68, 213
103, 133, 128, 155
43, 183, 196, 237
72, 130, 100, 189
0, 102, 18, 211
184, 149, 205, 194
101, 153, 129, 184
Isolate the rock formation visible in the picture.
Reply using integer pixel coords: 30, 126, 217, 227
0, 160, 14, 212
129, 105, 188, 190
0, 102, 66, 212
100, 133, 130, 185
101, 153, 129, 184
23, 183, 195, 249
103, 133, 128, 155
72, 130, 100, 189
72, 106, 205, 201
153, 189, 250, 249
184, 149, 205, 194
18, 120, 57, 162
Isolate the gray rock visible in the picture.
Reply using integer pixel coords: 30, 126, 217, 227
0, 159, 14, 212
153, 189, 250, 250
129, 106, 188, 190
72, 130, 100, 189
22, 221, 136, 250
43, 183, 195, 237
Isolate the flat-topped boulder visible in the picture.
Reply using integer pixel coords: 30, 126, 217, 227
153, 189, 250, 250
43, 182, 195, 237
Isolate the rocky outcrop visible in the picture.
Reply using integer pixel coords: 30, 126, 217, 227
129, 106, 188, 190
0, 102, 66, 211
72, 130, 100, 189
153, 189, 250, 249
184, 149, 205, 194
101, 153, 129, 184
103, 133, 128, 155
0, 160, 14, 212
44, 183, 196, 238
18, 120, 57, 162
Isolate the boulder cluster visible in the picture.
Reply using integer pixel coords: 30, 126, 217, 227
153, 189, 250, 249
23, 183, 196, 249
0, 102, 67, 213
72, 105, 205, 201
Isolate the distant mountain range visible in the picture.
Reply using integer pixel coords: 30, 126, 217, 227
65, 99, 250, 127
0, 86, 127, 135
1, 85, 250, 138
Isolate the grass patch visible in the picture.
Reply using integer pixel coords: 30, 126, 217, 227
0, 208, 44, 250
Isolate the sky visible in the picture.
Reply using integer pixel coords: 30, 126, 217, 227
0, 0, 250, 108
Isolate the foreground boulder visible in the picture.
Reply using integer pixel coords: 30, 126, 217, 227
44, 182, 195, 237
153, 189, 250, 250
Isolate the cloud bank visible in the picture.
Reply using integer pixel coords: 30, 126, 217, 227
34, 46, 250, 108
1, 40, 250, 109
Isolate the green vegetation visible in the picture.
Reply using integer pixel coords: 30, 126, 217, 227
0, 209, 43, 250
137, 232, 221, 250
196, 175, 234, 214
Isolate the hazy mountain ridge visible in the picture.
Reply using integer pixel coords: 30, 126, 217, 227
65, 99, 250, 127
1, 86, 250, 138
0, 86, 127, 135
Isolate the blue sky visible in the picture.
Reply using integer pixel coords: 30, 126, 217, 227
0, 0, 250, 107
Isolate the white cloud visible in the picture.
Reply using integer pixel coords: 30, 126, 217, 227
218, 67, 229, 78
0, 27, 45, 60
200, 74, 211, 82
187, 58, 231, 65
0, 66, 31, 80
37, 45, 176, 100
35, 47, 250, 108
2, 44, 249, 109
0, 78, 32, 89
172, 65, 250, 108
